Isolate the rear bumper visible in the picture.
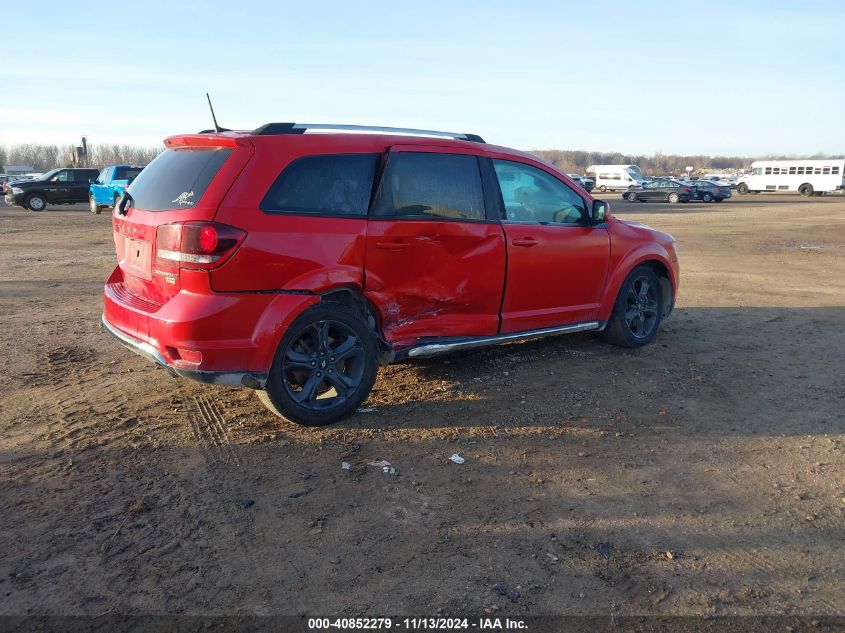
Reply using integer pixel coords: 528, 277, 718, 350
101, 314, 268, 389
102, 265, 320, 388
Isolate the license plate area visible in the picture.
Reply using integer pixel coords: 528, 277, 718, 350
124, 237, 152, 281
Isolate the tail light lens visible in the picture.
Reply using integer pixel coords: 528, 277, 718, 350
155, 222, 245, 270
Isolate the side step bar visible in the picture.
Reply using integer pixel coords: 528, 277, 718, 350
406, 321, 602, 359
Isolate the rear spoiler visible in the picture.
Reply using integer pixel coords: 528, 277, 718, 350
164, 134, 251, 149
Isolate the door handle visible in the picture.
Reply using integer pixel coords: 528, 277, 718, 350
375, 240, 408, 251
511, 237, 539, 247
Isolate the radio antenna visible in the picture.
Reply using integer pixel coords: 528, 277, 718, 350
206, 92, 220, 133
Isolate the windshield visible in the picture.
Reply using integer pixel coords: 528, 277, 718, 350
36, 169, 60, 181
626, 166, 643, 180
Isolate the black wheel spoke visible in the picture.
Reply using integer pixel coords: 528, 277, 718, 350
292, 371, 322, 404
283, 348, 315, 371
330, 336, 362, 362
326, 370, 356, 398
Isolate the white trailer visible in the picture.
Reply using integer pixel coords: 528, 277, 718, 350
585, 164, 644, 192
736, 159, 845, 196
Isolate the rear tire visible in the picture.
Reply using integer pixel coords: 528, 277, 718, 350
625, 192, 638, 202
258, 301, 379, 426
798, 183, 814, 197
599, 185, 607, 192
25, 193, 47, 212
668, 192, 680, 203
701, 192, 713, 203
601, 266, 664, 348
737, 183, 749, 195
89, 195, 102, 214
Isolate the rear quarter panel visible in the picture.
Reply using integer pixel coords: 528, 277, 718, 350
211, 135, 392, 294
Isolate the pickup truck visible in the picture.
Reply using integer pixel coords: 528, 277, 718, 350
4, 168, 101, 211
89, 165, 144, 214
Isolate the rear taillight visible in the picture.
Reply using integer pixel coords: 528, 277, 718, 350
155, 222, 245, 270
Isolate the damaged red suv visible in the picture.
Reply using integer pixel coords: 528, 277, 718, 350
102, 123, 679, 426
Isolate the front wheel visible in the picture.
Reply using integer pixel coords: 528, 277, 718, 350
798, 183, 814, 197
599, 185, 607, 192
258, 301, 379, 426
89, 195, 102, 214
667, 192, 680, 203
601, 266, 664, 348
736, 183, 749, 194
701, 192, 713, 203
26, 193, 47, 212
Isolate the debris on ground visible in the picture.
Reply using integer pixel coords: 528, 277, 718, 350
449, 453, 465, 465
296, 468, 317, 480
235, 498, 255, 509
492, 583, 520, 602
341, 462, 351, 471
369, 459, 396, 475
357, 407, 379, 414
546, 552, 559, 562
595, 543, 612, 559
289, 490, 311, 499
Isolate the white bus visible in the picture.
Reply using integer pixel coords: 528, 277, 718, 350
585, 164, 644, 192
736, 159, 845, 196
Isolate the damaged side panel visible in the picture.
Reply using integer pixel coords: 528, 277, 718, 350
364, 219, 506, 347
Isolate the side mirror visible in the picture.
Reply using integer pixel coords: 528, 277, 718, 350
592, 200, 609, 223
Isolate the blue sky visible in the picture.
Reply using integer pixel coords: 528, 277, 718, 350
1, 0, 843, 156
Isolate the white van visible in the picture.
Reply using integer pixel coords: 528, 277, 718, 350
585, 165, 644, 192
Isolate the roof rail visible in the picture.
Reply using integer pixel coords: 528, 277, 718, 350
251, 122, 485, 143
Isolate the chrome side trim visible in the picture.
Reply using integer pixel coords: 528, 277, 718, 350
406, 321, 601, 358
292, 123, 472, 140
101, 315, 267, 389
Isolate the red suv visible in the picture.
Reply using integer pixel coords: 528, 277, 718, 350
102, 123, 679, 426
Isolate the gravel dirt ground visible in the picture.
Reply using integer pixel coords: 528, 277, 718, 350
0, 194, 843, 619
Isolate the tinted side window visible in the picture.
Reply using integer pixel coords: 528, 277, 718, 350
261, 154, 378, 217
127, 148, 232, 211
492, 159, 587, 225
372, 152, 485, 220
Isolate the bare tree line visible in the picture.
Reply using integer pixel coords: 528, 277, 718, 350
530, 149, 841, 176
0, 144, 162, 172
0, 142, 838, 176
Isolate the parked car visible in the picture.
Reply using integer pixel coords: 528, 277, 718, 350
89, 165, 145, 214
102, 123, 679, 426
4, 168, 101, 211
1, 175, 35, 195
567, 173, 594, 192
702, 174, 739, 188
624, 179, 693, 203
682, 179, 731, 202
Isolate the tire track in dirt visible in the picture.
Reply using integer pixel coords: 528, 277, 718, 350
190, 393, 242, 466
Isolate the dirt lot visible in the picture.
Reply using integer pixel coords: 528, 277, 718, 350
0, 194, 843, 619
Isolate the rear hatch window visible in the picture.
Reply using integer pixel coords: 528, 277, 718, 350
127, 148, 233, 211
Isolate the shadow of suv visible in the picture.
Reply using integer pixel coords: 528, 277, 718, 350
102, 123, 679, 426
